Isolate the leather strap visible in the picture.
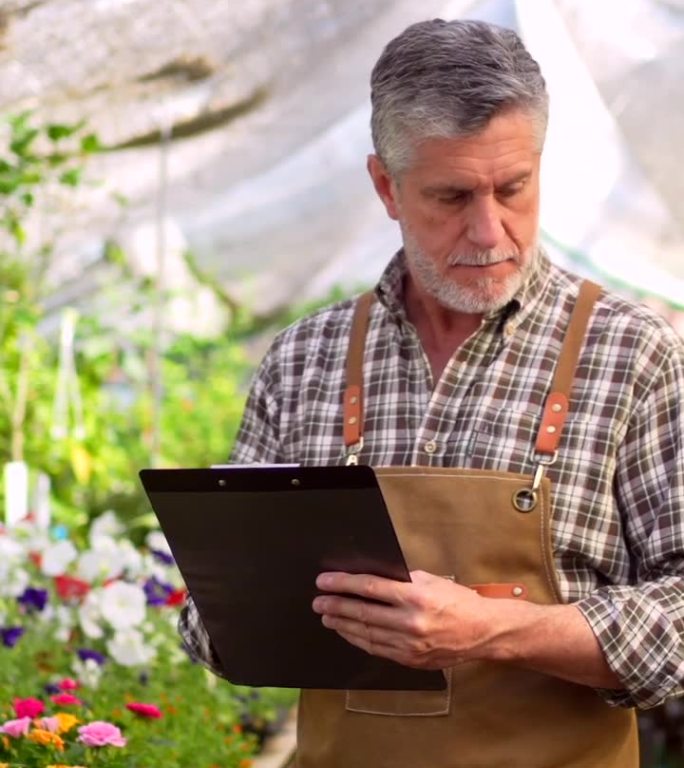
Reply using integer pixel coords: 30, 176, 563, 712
469, 583, 528, 600
343, 280, 602, 458
343, 291, 375, 448
534, 281, 602, 457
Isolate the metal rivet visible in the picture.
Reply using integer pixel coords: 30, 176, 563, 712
348, 416, 357, 425
512, 586, 524, 597
218, 478, 226, 487
291, 478, 300, 486
424, 440, 437, 454
546, 425, 557, 434
349, 396, 358, 405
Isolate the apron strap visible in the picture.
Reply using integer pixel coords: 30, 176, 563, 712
343, 280, 602, 462
343, 291, 375, 453
533, 280, 602, 458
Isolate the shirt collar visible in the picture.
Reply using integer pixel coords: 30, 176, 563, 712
374, 246, 553, 335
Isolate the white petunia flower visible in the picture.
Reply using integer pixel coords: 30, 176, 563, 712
89, 510, 125, 546
145, 529, 171, 556
99, 581, 146, 630
76, 537, 126, 583
41, 540, 78, 577
117, 539, 143, 578
107, 628, 157, 666
72, 657, 103, 689
78, 590, 105, 639
0, 566, 29, 598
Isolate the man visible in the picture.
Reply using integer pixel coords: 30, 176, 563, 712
180, 19, 684, 767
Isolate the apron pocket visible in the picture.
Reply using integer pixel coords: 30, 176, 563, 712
345, 668, 451, 716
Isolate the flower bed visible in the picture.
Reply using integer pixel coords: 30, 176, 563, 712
0, 512, 297, 767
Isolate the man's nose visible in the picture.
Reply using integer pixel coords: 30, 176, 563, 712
466, 196, 505, 250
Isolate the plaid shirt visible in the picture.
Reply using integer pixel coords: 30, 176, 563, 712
180, 249, 684, 709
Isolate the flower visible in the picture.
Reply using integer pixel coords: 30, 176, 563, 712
0, 625, 25, 647
0, 716, 31, 737
51, 693, 83, 706
77, 721, 127, 747
41, 540, 78, 577
35, 715, 60, 732
17, 585, 49, 612
143, 575, 174, 606
106, 628, 156, 667
53, 712, 80, 734
58, 677, 80, 691
99, 581, 146, 630
13, 696, 45, 718
54, 574, 90, 601
28, 727, 65, 750
89, 511, 125, 545
76, 647, 106, 665
150, 548, 175, 566
126, 701, 163, 719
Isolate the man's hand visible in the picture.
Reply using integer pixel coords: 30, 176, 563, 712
312, 570, 497, 669
312, 569, 624, 689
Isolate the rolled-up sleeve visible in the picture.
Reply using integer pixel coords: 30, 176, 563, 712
576, 345, 684, 709
178, 595, 229, 678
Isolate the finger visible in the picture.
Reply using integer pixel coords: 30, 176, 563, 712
312, 595, 405, 630
321, 614, 406, 650
316, 572, 407, 604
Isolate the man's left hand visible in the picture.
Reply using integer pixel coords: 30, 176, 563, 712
312, 569, 496, 669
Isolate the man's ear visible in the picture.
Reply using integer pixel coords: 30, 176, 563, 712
367, 154, 400, 221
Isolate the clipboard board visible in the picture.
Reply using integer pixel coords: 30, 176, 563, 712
139, 465, 445, 691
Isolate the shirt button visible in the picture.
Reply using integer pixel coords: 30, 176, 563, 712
503, 322, 515, 338
424, 440, 437, 454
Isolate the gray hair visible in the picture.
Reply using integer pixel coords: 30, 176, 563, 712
370, 19, 549, 175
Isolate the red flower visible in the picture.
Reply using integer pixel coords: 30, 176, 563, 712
28, 551, 42, 569
54, 575, 90, 601
13, 697, 45, 718
58, 678, 80, 691
51, 693, 82, 706
126, 702, 163, 719
165, 588, 187, 607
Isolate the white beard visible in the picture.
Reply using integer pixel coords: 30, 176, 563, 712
402, 228, 537, 314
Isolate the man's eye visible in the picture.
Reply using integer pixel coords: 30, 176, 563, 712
497, 182, 526, 199
438, 192, 468, 205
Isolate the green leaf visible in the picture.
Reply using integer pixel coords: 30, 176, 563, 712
10, 128, 39, 158
59, 167, 83, 187
47, 121, 83, 141
80, 132, 101, 153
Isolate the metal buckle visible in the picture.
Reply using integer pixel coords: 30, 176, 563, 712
345, 438, 364, 466
513, 451, 558, 513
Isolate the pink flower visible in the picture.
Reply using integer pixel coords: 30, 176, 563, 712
77, 721, 127, 747
1, 716, 31, 737
13, 697, 45, 719
51, 693, 82, 706
125, 702, 163, 719
35, 716, 60, 733
58, 678, 80, 691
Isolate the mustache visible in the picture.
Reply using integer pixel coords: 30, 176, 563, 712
446, 251, 518, 267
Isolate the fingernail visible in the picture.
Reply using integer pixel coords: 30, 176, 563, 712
312, 597, 324, 613
316, 574, 333, 588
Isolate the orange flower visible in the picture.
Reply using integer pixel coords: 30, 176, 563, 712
28, 728, 65, 750
54, 712, 80, 734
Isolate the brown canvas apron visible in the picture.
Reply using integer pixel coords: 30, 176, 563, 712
296, 282, 639, 768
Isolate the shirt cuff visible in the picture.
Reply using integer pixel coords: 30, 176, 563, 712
576, 589, 684, 709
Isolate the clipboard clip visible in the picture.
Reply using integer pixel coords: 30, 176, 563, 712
345, 439, 364, 466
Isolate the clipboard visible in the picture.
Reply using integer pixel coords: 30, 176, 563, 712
139, 465, 445, 691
